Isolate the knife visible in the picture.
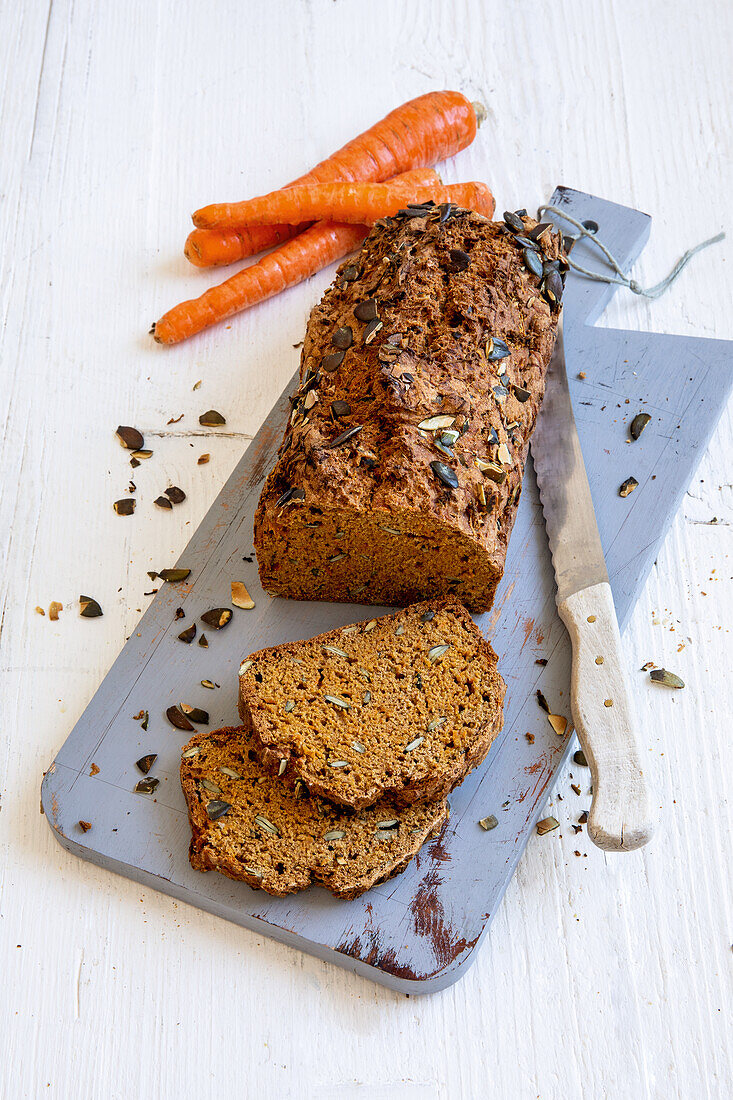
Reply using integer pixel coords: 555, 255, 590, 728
531, 309, 655, 851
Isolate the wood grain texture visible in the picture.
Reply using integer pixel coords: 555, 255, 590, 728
1, 1, 731, 1098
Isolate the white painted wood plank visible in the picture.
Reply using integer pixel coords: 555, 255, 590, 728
1, 0, 731, 1097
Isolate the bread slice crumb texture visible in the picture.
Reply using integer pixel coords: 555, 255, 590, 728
180, 726, 448, 899
238, 600, 505, 810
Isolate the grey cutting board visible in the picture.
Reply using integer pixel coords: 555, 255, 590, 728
42, 187, 733, 994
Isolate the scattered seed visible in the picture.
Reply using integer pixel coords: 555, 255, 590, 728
479, 815, 498, 831
78, 820, 92, 832
113, 498, 136, 516
177, 624, 196, 644
427, 644, 450, 663
163, 486, 186, 505
650, 668, 685, 689
198, 453, 210, 465
131, 449, 153, 460
116, 425, 144, 450
619, 477, 639, 497
404, 736, 424, 752
49, 601, 62, 621
629, 413, 652, 440
136, 754, 157, 775
548, 714, 568, 736
579, 811, 589, 824
79, 595, 103, 618
604, 699, 613, 708
571, 783, 582, 795
201, 680, 216, 690
199, 410, 226, 427
200, 608, 232, 629
536, 816, 559, 835
198, 634, 208, 648
166, 705, 195, 731
135, 777, 159, 795
324, 829, 345, 841
231, 581, 255, 610
536, 689, 550, 713
180, 704, 209, 724
573, 750, 588, 766
141, 711, 149, 731
158, 568, 191, 583
206, 800, 231, 820
325, 695, 350, 710
354, 298, 378, 322
154, 495, 173, 509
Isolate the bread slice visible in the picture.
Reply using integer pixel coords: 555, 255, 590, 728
238, 600, 505, 811
181, 726, 448, 899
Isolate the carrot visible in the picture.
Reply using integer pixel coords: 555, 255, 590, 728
153, 223, 367, 345
194, 178, 494, 230
184, 90, 484, 267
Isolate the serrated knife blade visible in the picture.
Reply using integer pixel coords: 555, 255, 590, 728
531, 310, 608, 602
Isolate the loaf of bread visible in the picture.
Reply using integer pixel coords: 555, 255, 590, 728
238, 600, 505, 810
181, 726, 448, 898
254, 206, 564, 612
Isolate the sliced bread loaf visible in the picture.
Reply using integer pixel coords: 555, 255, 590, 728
181, 726, 448, 899
238, 600, 505, 810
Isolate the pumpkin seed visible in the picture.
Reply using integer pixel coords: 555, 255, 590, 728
231, 581, 255, 609
379, 524, 402, 535
328, 553, 346, 563
544, 270, 563, 304
527, 221, 552, 242
375, 830, 396, 841
523, 248, 543, 277
322, 350, 345, 373
363, 690, 371, 704
478, 815, 498, 831
243, 866, 263, 878
418, 415, 455, 431
536, 690, 550, 713
131, 449, 153, 460
328, 760, 349, 768
284, 700, 295, 713
536, 816, 559, 835
331, 400, 351, 418
254, 814, 279, 834
136, 754, 157, 775
427, 717, 447, 732
354, 298, 378, 322
475, 458, 506, 483
513, 386, 531, 403
328, 424, 363, 448
619, 476, 639, 497
376, 819, 399, 829
363, 318, 383, 344
486, 337, 510, 361
395, 623, 405, 634
404, 736, 424, 752
438, 202, 454, 223
363, 620, 377, 633
571, 783, 582, 795
198, 410, 226, 427
154, 495, 173, 509
79, 595, 103, 619
200, 607, 232, 629
239, 659, 253, 675
649, 668, 685, 689
342, 265, 360, 282
497, 443, 512, 465
446, 248, 470, 273
325, 695, 350, 710
201, 778, 221, 794
181, 747, 200, 758
116, 425, 144, 450
303, 390, 318, 410
573, 750, 588, 766
324, 829, 346, 841
323, 645, 348, 658
503, 211, 524, 233
113, 498, 136, 516
352, 741, 366, 753
164, 486, 186, 504
158, 568, 191, 583
421, 610, 435, 623
166, 705, 195, 731
219, 767, 242, 779
332, 326, 353, 349
206, 800, 231, 820
427, 644, 450, 663
278, 759, 287, 776
177, 624, 196, 644
135, 777, 159, 795
430, 460, 458, 489
276, 487, 305, 507
629, 412, 651, 440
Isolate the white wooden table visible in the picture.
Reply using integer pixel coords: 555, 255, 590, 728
2, 2, 731, 1097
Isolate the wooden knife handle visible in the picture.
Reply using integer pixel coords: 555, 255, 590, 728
557, 581, 655, 851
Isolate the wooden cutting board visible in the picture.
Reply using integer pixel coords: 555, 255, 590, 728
41, 187, 733, 993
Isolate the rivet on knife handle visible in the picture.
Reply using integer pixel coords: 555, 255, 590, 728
558, 581, 655, 851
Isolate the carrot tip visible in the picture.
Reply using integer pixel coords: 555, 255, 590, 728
472, 101, 487, 127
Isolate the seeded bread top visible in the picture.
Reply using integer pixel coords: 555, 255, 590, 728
181, 726, 448, 899
238, 600, 505, 810
259, 208, 563, 563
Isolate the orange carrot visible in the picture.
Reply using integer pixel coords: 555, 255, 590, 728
184, 91, 484, 267
154, 223, 367, 345
194, 178, 494, 230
